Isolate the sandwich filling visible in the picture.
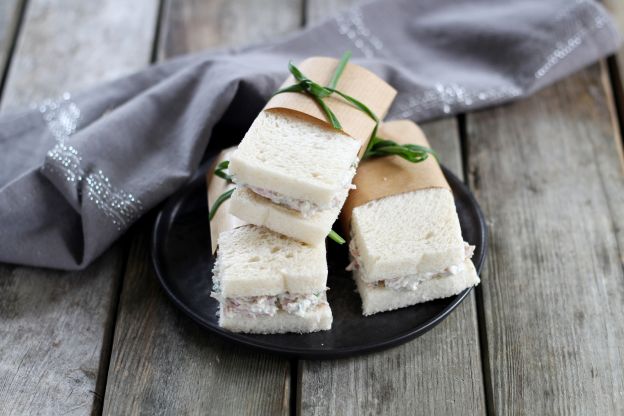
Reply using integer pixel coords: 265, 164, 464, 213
233, 162, 358, 217
346, 238, 475, 291
212, 292, 328, 318
211, 255, 328, 318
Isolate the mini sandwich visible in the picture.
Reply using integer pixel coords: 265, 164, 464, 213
228, 56, 396, 245
342, 121, 480, 316
208, 149, 332, 334
211, 225, 332, 333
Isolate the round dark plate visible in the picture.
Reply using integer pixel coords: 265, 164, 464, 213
152, 159, 487, 359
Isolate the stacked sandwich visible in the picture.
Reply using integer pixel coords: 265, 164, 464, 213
208, 149, 333, 334
228, 56, 396, 245
341, 120, 480, 315
209, 55, 480, 333
209, 56, 396, 333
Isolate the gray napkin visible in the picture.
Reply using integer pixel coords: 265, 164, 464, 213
0, 0, 619, 270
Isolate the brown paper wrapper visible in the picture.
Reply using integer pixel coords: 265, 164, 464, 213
340, 120, 450, 234
265, 57, 397, 155
207, 147, 246, 253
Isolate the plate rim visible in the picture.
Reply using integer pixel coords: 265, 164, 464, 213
151, 162, 487, 359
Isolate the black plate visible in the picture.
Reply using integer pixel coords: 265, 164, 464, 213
152, 160, 487, 359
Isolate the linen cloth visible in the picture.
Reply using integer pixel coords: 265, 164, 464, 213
0, 0, 619, 269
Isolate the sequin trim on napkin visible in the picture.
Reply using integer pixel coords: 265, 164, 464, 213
390, 83, 522, 119
354, 0, 612, 120
534, 0, 608, 79
335, 7, 384, 58
41, 93, 143, 230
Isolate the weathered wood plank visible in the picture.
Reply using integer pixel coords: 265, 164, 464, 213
0, 0, 23, 89
0, 0, 158, 414
1, 0, 159, 111
102, 230, 291, 416
0, 252, 124, 416
299, 118, 487, 416
299, 2, 486, 415
102, 1, 303, 414
468, 64, 624, 415
158, 0, 303, 59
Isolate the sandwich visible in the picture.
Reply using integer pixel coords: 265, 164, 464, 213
342, 121, 480, 316
207, 148, 332, 334
228, 110, 357, 245
211, 225, 332, 334
228, 56, 396, 245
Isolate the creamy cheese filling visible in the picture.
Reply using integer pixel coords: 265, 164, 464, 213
211, 256, 328, 318
233, 161, 358, 218
210, 249, 329, 318
212, 292, 328, 318
346, 238, 475, 291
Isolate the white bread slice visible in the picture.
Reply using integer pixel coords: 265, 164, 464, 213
355, 260, 480, 316
219, 302, 333, 334
215, 224, 327, 297
228, 111, 361, 207
229, 187, 339, 246
351, 188, 466, 283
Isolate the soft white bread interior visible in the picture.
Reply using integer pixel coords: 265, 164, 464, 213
219, 300, 333, 334
351, 188, 466, 282
229, 187, 339, 246
228, 110, 361, 206
355, 260, 479, 316
215, 224, 327, 297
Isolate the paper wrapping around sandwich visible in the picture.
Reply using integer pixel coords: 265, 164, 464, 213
340, 120, 451, 235
265, 57, 397, 156
207, 147, 246, 253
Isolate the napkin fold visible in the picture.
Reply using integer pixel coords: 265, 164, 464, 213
0, 0, 620, 269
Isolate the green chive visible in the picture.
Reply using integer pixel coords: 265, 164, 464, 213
209, 188, 235, 221
328, 51, 352, 89
273, 83, 307, 95
363, 137, 439, 163
313, 95, 342, 129
326, 88, 378, 122
327, 229, 346, 244
214, 160, 234, 182
288, 62, 309, 83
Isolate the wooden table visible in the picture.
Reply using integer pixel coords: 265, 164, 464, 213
1, 0, 623, 414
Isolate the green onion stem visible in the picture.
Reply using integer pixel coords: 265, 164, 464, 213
208, 188, 235, 221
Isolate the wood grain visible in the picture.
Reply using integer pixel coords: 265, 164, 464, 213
102, 230, 291, 416
158, 0, 303, 59
0, 0, 23, 89
299, 118, 487, 416
1, 0, 159, 111
467, 65, 624, 415
0, 0, 158, 414
299, 2, 486, 415
0, 252, 124, 416
102, 1, 302, 414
